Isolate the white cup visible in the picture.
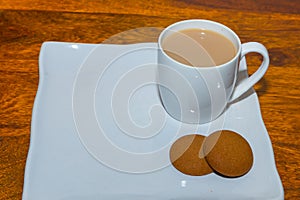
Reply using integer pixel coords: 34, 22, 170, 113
157, 19, 269, 124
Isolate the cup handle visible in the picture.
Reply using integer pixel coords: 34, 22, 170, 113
229, 42, 269, 102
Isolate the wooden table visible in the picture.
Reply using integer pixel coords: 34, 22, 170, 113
0, 0, 299, 199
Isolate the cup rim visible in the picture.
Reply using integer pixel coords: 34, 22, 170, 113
158, 19, 242, 69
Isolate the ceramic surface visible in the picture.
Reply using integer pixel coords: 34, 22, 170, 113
23, 42, 283, 200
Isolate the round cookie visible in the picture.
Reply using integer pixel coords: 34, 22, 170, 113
170, 134, 213, 176
203, 130, 253, 177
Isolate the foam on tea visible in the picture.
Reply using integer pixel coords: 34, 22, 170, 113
162, 28, 236, 67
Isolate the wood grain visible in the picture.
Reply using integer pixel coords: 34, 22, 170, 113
0, 0, 299, 199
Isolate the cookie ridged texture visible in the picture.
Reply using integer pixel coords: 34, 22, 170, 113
170, 134, 213, 176
203, 130, 253, 177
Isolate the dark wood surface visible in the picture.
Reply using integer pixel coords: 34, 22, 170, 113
0, 0, 299, 199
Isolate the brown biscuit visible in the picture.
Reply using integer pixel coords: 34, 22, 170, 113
170, 134, 213, 176
203, 130, 253, 177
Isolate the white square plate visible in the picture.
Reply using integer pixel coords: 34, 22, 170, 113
23, 42, 283, 200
